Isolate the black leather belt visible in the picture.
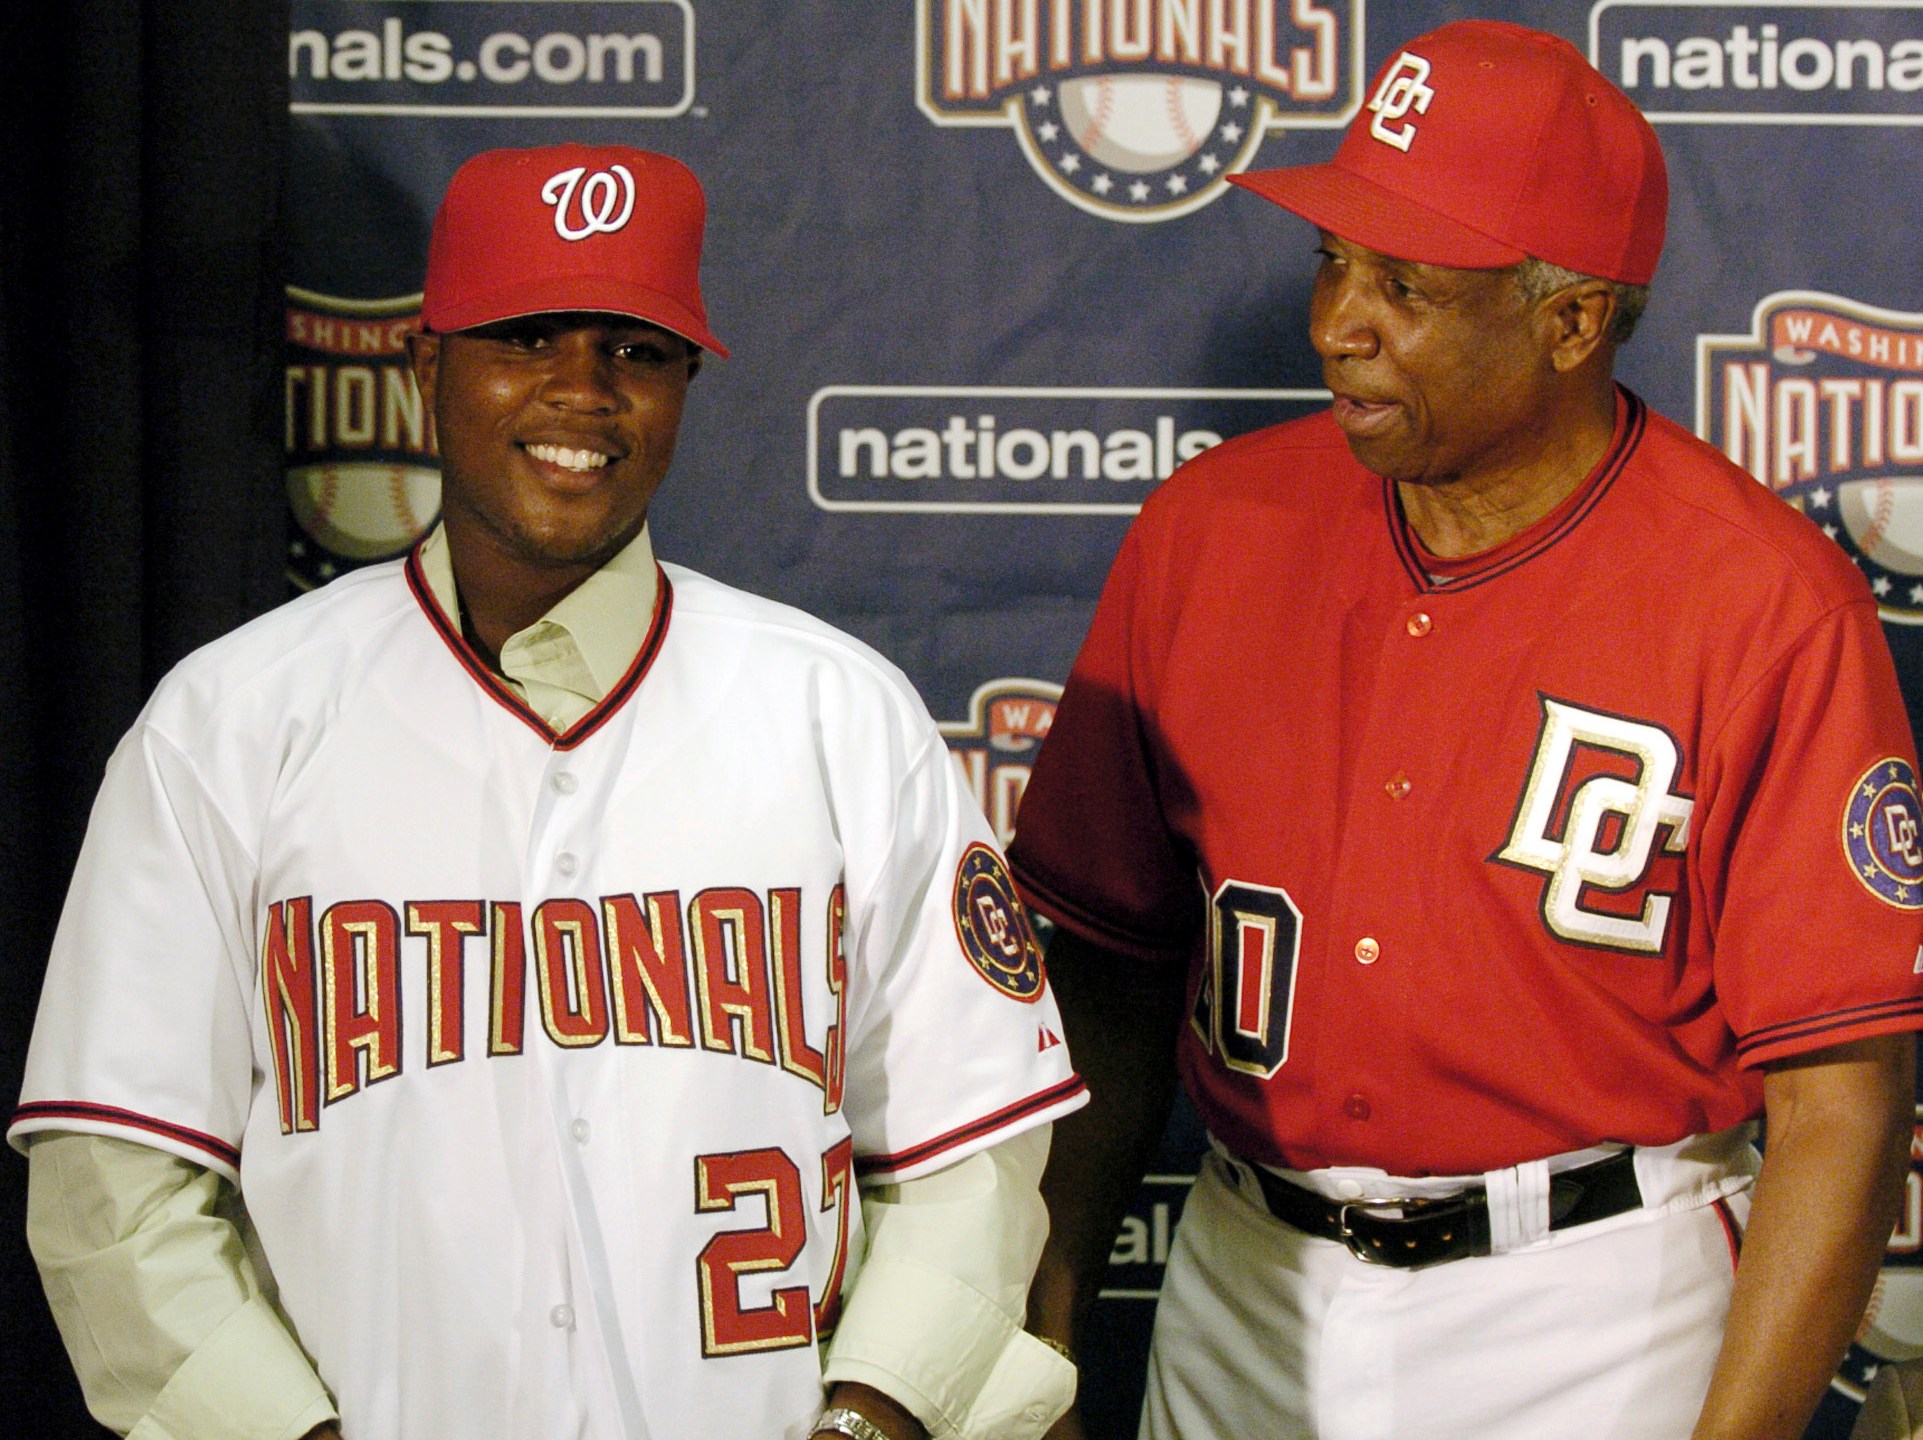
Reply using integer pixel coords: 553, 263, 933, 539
1246, 1148, 1643, 1270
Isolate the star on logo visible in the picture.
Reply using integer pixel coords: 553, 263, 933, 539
1091, 173, 1113, 195
1030, 86, 1052, 106
1876, 575, 1893, 596
1128, 180, 1150, 201
1058, 152, 1081, 174
1220, 121, 1245, 143
1228, 85, 1250, 107
1198, 153, 1221, 174
1810, 485, 1832, 509
1824, 524, 1840, 539
1166, 173, 1189, 194
1037, 120, 1059, 142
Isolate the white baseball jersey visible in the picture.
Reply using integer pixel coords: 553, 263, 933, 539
10, 553, 1085, 1440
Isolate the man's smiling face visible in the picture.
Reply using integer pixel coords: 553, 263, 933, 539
408, 311, 700, 577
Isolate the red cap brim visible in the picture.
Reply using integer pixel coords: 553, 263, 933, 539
423, 274, 728, 358
1229, 164, 1528, 272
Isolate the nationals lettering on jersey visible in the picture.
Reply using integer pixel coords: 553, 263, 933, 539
263, 884, 850, 1133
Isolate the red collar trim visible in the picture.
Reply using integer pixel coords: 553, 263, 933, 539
1386, 388, 1646, 593
403, 546, 674, 750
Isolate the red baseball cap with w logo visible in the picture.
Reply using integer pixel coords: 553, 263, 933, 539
422, 143, 729, 356
1230, 20, 1666, 285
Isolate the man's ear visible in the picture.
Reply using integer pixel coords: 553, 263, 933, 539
1540, 281, 1615, 374
406, 328, 443, 411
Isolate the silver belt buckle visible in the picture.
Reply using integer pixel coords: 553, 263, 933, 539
1335, 1199, 1398, 1265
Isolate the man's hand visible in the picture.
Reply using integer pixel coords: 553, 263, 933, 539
1693, 1032, 1915, 1440
1027, 928, 1188, 1440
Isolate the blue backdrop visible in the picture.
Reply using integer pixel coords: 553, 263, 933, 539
283, 3, 1923, 1434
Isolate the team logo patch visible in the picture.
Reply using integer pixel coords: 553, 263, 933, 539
916, 1, 1363, 223
952, 842, 1046, 1001
1698, 291, 1923, 623
284, 287, 439, 590
1843, 758, 1923, 909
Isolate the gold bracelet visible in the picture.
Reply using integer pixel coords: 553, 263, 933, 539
1034, 1334, 1077, 1369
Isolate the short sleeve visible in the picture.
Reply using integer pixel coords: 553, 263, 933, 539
1701, 599, 1923, 1065
10, 722, 258, 1180
1008, 523, 1203, 962
836, 721, 1086, 1183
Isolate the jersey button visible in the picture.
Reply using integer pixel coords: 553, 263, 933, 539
1344, 1094, 1372, 1121
1354, 937, 1380, 964
556, 852, 579, 877
1384, 774, 1411, 800
1334, 1177, 1365, 1199
549, 1303, 575, 1330
551, 772, 578, 795
570, 1118, 591, 1144
1406, 612, 1433, 637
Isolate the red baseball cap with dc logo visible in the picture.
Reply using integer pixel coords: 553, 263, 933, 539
421, 143, 729, 356
1230, 20, 1667, 285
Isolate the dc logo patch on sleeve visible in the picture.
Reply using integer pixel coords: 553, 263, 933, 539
1844, 758, 1923, 910
952, 843, 1046, 1002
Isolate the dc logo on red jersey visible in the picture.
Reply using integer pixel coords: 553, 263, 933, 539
952, 842, 1046, 1001
1844, 758, 1923, 910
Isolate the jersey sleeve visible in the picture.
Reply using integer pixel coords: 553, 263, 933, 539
1701, 597, 1923, 1066
9, 719, 258, 1182
1007, 521, 1204, 963
835, 711, 1086, 1183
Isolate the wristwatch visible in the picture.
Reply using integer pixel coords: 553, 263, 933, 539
810, 1406, 893, 1440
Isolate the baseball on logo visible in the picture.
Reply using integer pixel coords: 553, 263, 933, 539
1058, 73, 1222, 173
1839, 476, 1923, 576
287, 461, 442, 562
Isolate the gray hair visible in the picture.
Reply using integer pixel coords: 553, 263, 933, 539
1512, 258, 1649, 346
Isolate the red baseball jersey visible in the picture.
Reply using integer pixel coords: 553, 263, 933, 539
1010, 389, 1923, 1176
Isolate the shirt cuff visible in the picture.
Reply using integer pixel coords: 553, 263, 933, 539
822, 1259, 1074, 1440
823, 1126, 1072, 1439
127, 1294, 337, 1440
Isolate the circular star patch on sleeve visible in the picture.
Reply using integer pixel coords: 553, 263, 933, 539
952, 842, 1047, 1001
1844, 757, 1923, 910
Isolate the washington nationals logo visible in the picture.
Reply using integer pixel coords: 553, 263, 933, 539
1697, 291, 1923, 624
1494, 697, 1695, 955
1844, 758, 1923, 910
1367, 51, 1434, 151
951, 843, 1045, 1001
916, 1, 1363, 223
541, 164, 636, 241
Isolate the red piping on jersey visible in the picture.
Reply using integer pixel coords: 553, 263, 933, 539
855, 1075, 1088, 1178
403, 547, 674, 751
1386, 389, 1647, 593
1734, 995, 1923, 1059
9, 1100, 242, 1169
1712, 1196, 1743, 1270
